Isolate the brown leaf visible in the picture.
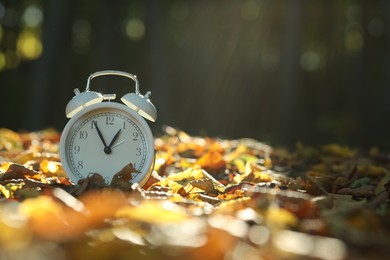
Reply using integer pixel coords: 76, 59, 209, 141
0, 163, 38, 182
73, 173, 106, 196
186, 178, 218, 195
337, 186, 375, 197
110, 163, 140, 190
149, 179, 188, 197
24, 177, 49, 188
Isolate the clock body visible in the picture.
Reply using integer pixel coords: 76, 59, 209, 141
60, 102, 154, 187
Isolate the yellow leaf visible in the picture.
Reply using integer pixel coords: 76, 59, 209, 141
233, 162, 271, 184
115, 201, 188, 224
39, 159, 65, 176
150, 179, 187, 196
0, 162, 12, 174
163, 167, 226, 195
232, 158, 246, 173
358, 164, 388, 177
168, 166, 223, 186
265, 207, 298, 230
183, 178, 222, 195
0, 183, 24, 199
253, 171, 272, 182
322, 144, 355, 158
0, 184, 10, 198
19, 196, 63, 219
0, 128, 23, 151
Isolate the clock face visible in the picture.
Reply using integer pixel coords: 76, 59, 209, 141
60, 102, 154, 186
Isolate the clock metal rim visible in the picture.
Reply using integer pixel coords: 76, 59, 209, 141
60, 102, 155, 187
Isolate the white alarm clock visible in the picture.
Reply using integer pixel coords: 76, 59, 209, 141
59, 70, 157, 187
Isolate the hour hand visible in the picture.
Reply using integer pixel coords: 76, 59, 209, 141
102, 129, 121, 155
108, 129, 122, 149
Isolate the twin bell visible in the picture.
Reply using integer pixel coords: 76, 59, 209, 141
65, 70, 157, 122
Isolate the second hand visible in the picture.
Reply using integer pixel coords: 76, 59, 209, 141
111, 139, 126, 149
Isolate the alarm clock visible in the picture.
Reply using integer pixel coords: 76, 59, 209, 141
59, 70, 157, 187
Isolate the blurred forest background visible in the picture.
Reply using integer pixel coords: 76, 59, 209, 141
1, 0, 390, 149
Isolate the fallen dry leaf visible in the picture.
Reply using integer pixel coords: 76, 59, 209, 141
0, 127, 389, 259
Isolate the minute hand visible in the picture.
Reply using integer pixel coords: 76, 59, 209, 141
93, 121, 108, 149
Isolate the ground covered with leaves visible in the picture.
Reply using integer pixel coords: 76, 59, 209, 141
0, 127, 390, 259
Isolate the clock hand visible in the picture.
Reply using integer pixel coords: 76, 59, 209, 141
93, 121, 110, 153
111, 139, 126, 149
108, 129, 122, 149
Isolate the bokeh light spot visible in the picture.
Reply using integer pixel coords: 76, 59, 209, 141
72, 19, 91, 54
274, 230, 347, 260
22, 5, 43, 27
17, 31, 43, 60
345, 30, 363, 54
248, 225, 269, 245
300, 51, 321, 71
0, 52, 6, 71
125, 18, 145, 41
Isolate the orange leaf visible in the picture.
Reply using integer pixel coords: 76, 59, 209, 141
196, 150, 226, 173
